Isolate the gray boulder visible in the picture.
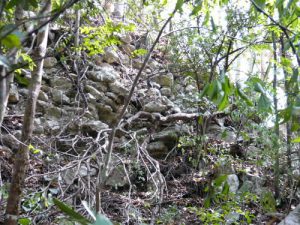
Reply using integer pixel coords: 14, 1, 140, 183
8, 84, 19, 103
103, 48, 119, 64
109, 81, 129, 97
152, 73, 174, 87
226, 174, 239, 193
147, 141, 169, 159
44, 57, 57, 68
144, 101, 168, 113
81, 120, 109, 134
278, 204, 300, 225
87, 64, 119, 83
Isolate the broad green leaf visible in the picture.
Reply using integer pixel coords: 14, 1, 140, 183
18, 218, 31, 225
191, 4, 202, 16
257, 94, 271, 112
252, 0, 266, 9
175, 0, 184, 13
291, 137, 300, 143
210, 16, 216, 32
15, 74, 30, 87
222, 182, 230, 195
53, 198, 91, 225
92, 215, 113, 225
218, 94, 229, 111
222, 76, 232, 95
28, 0, 38, 8
236, 84, 253, 106
6, 0, 20, 9
203, 197, 211, 208
199, 83, 210, 98
213, 174, 228, 187
1, 33, 21, 48
254, 82, 266, 94
82, 201, 96, 221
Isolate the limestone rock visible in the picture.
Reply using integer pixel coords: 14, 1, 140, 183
44, 57, 57, 68
52, 89, 70, 105
226, 174, 239, 193
38, 90, 49, 102
152, 73, 174, 87
85, 80, 108, 92
132, 59, 143, 69
144, 101, 168, 113
50, 77, 73, 89
33, 118, 45, 134
160, 87, 172, 97
92, 55, 104, 66
36, 100, 51, 113
104, 48, 119, 64
122, 44, 135, 55
153, 129, 179, 148
82, 120, 109, 135
105, 164, 129, 188
8, 84, 19, 103
147, 141, 168, 159
185, 84, 197, 93
84, 85, 105, 99
87, 65, 119, 83
96, 103, 117, 124
109, 81, 129, 96
45, 120, 61, 133
45, 106, 67, 119
63, 166, 97, 185
119, 33, 132, 44
119, 53, 130, 66
278, 204, 300, 225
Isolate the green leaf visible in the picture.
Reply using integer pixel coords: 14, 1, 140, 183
279, 106, 292, 123
199, 83, 210, 98
218, 94, 229, 111
252, 0, 266, 9
6, 0, 20, 9
1, 33, 21, 48
204, 197, 211, 208
257, 94, 271, 112
291, 137, 300, 143
175, 0, 184, 13
53, 198, 91, 225
15, 74, 30, 87
191, 4, 202, 16
236, 84, 253, 106
18, 218, 31, 225
27, 0, 38, 8
92, 215, 113, 225
82, 201, 96, 221
222, 182, 230, 195
213, 175, 228, 187
253, 82, 266, 94
210, 16, 216, 32
222, 76, 232, 95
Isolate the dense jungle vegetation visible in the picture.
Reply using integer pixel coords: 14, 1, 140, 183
0, 0, 299, 224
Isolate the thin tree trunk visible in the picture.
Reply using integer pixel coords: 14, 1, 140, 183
272, 32, 280, 198
280, 36, 292, 185
5, 1, 51, 224
0, 4, 24, 130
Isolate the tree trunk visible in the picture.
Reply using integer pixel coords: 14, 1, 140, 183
0, 3, 24, 131
272, 32, 280, 198
280, 36, 292, 185
4, 1, 51, 224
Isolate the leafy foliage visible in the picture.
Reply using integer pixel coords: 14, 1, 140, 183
80, 21, 135, 56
